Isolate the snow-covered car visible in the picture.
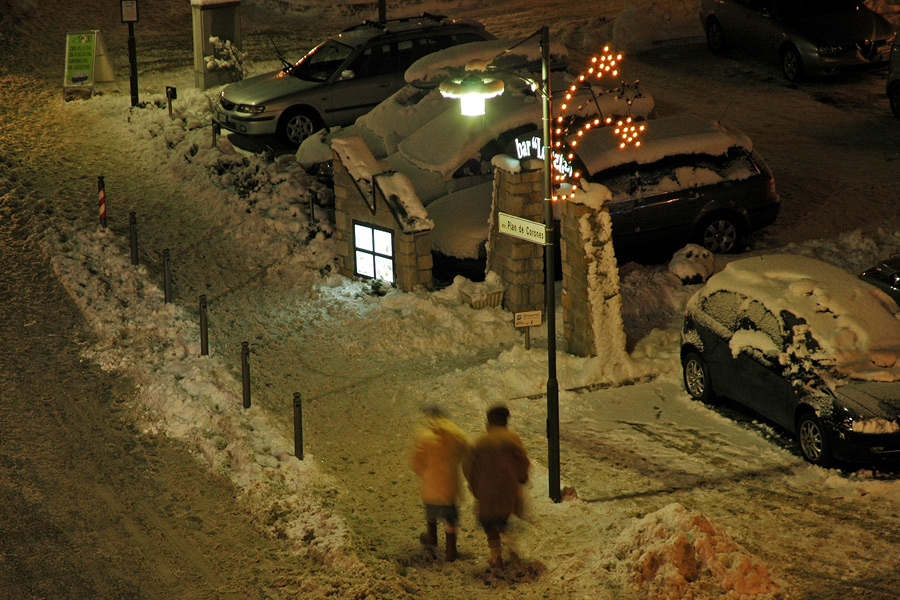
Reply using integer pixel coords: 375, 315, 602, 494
889, 32, 900, 119
215, 14, 494, 146
699, 0, 895, 82
572, 114, 780, 258
681, 254, 900, 466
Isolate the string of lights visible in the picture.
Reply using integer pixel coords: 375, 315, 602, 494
551, 47, 646, 201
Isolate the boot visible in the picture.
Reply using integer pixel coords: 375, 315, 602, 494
445, 532, 458, 562
488, 538, 503, 567
419, 520, 437, 547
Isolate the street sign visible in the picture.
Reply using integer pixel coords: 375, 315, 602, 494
121, 0, 139, 23
63, 30, 117, 99
498, 211, 546, 245
515, 310, 542, 328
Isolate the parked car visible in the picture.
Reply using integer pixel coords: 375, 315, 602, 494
681, 253, 900, 466
216, 14, 494, 145
889, 32, 900, 119
698, 0, 895, 82
573, 114, 780, 257
859, 254, 900, 303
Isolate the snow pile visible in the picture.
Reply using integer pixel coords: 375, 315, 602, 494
612, 503, 782, 600
669, 244, 716, 285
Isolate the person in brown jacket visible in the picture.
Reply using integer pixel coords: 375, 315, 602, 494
410, 405, 470, 561
463, 404, 530, 567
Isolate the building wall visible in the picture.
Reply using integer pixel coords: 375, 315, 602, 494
192, 2, 242, 89
332, 152, 433, 292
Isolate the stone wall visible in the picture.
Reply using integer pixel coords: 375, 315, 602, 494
489, 162, 627, 359
559, 199, 627, 359
332, 152, 433, 292
487, 166, 546, 315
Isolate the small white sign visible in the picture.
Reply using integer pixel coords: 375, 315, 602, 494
498, 212, 546, 245
515, 310, 542, 328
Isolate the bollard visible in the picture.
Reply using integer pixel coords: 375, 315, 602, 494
97, 175, 107, 228
293, 392, 303, 460
166, 86, 177, 118
162, 248, 173, 303
199, 295, 209, 356
211, 121, 221, 148
241, 342, 251, 409
129, 212, 138, 265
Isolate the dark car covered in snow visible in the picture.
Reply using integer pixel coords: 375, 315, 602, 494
573, 115, 780, 257
681, 254, 900, 466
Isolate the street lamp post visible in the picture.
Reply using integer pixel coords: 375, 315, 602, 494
440, 25, 561, 503
538, 26, 561, 504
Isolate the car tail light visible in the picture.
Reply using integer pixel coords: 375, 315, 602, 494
765, 177, 777, 201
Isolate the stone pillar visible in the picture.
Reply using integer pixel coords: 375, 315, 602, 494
487, 166, 545, 315
191, 0, 242, 89
560, 199, 627, 360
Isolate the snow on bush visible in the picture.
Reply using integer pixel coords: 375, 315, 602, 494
205, 36, 248, 81
611, 503, 782, 600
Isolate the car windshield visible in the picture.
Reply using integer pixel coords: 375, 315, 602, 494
775, 0, 861, 18
288, 39, 354, 82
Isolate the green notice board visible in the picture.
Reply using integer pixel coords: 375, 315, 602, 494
64, 30, 116, 93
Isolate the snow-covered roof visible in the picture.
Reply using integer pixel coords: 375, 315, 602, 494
575, 115, 752, 176
331, 136, 432, 232
404, 38, 568, 86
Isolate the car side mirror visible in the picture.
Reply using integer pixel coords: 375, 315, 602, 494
340, 69, 355, 81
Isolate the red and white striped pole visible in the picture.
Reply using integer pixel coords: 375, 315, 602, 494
97, 175, 107, 228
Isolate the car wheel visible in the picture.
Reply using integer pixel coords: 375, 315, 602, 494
889, 82, 900, 120
705, 18, 726, 54
279, 109, 320, 146
698, 215, 742, 254
796, 412, 833, 466
683, 351, 715, 403
781, 45, 804, 83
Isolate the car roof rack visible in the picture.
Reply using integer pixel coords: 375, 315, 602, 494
346, 13, 449, 33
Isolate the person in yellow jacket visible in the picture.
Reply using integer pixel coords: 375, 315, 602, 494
410, 405, 470, 562
463, 404, 530, 568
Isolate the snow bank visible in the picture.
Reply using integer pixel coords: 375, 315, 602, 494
611, 503, 782, 600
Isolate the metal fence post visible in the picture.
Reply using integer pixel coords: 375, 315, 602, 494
162, 249, 173, 303
97, 175, 107, 228
129, 212, 138, 265
199, 295, 209, 356
293, 392, 303, 460
241, 342, 250, 409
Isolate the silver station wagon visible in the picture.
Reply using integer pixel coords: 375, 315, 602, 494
216, 14, 493, 146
